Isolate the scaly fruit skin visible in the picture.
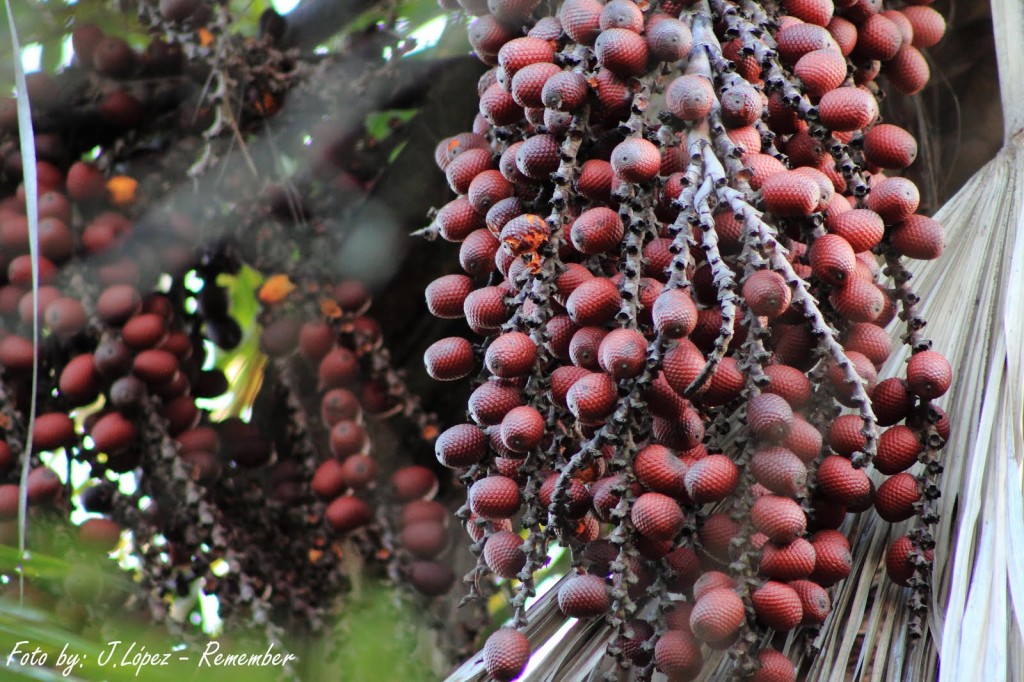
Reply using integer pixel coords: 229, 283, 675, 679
484, 628, 531, 681
558, 573, 612, 617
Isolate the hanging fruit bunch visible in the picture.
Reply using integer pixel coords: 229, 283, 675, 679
0, 0, 469, 666
421, 0, 950, 679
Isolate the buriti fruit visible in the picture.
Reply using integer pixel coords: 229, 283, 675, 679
420, 0, 953, 676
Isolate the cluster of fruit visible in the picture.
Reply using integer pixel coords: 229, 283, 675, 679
0, 16, 453, 658
420, 0, 950, 679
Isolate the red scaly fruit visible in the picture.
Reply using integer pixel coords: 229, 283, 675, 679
483, 530, 527, 578
665, 602, 696, 632
747, 393, 795, 442
90, 412, 136, 454
464, 285, 511, 333
339, 455, 377, 489
546, 314, 579, 361
468, 15, 516, 60
436, 423, 487, 470
817, 455, 873, 507
654, 630, 703, 681
750, 446, 808, 496
569, 326, 607, 370
752, 496, 807, 543
684, 454, 740, 504
827, 16, 858, 56
401, 521, 448, 559
816, 87, 878, 131
329, 420, 368, 459
661, 338, 705, 394
541, 71, 589, 111
751, 581, 804, 631
752, 649, 797, 682
793, 165, 837, 211
783, 414, 824, 463
872, 377, 916, 426
886, 535, 931, 586
59, 354, 101, 406
863, 123, 918, 169
425, 274, 473, 319
497, 37, 554, 76
460, 229, 500, 276
445, 147, 493, 195
855, 14, 903, 61
722, 38, 762, 81
389, 462, 438, 499
539, 473, 591, 517
830, 276, 885, 324
485, 332, 537, 378
594, 28, 649, 77
690, 588, 745, 643
320, 390, 360, 428
719, 81, 761, 127
653, 409, 705, 450
592, 68, 632, 122
510, 62, 561, 108
501, 214, 551, 257
600, 0, 643, 32
326, 496, 372, 533
611, 137, 661, 183
665, 546, 702, 592
827, 208, 885, 252
653, 289, 699, 338
809, 233, 856, 285
515, 135, 561, 180
469, 476, 521, 520
875, 425, 923, 474
571, 207, 624, 255
424, 336, 475, 381
726, 125, 762, 153
479, 82, 524, 126
435, 198, 484, 242
631, 492, 684, 541
883, 9, 914, 45
468, 170, 513, 214
566, 277, 622, 326
875, 472, 920, 522
598, 328, 648, 379
842, 323, 893, 366
500, 405, 545, 453
697, 514, 741, 565
665, 75, 715, 121
784, 0, 834, 26
776, 23, 840, 65
634, 444, 687, 496
763, 365, 812, 409
576, 159, 613, 201
906, 349, 952, 399
700, 355, 746, 406
761, 171, 821, 217
483, 628, 530, 682
790, 579, 832, 625
828, 414, 868, 457
558, 573, 611, 617
760, 538, 817, 581
643, 237, 675, 277
435, 132, 489, 171
743, 270, 793, 317
693, 571, 738, 602
891, 215, 945, 260
551, 366, 591, 408
809, 532, 853, 586
866, 176, 920, 224
902, 6, 946, 49
646, 16, 692, 62
560, 0, 602, 45
743, 153, 789, 190
567, 372, 618, 423
885, 45, 930, 96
